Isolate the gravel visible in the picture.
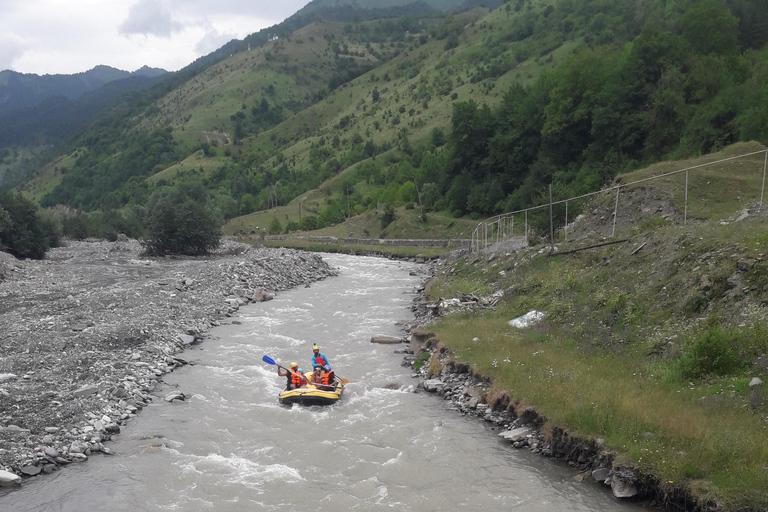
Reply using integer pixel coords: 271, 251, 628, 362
0, 238, 337, 479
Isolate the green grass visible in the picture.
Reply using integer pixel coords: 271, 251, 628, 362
423, 205, 768, 509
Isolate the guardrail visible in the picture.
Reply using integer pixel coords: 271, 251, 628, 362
471, 149, 768, 253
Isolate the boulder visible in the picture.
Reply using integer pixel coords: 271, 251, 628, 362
73, 385, 99, 398
611, 473, 638, 498
371, 334, 403, 344
21, 465, 41, 476
591, 467, 610, 483
252, 290, 273, 302
0, 470, 21, 487
737, 258, 756, 271
422, 379, 445, 393
164, 391, 185, 402
499, 427, 532, 442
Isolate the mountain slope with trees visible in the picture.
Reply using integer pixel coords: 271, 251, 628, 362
2, 0, 768, 248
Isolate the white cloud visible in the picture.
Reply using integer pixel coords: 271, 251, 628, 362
0, 33, 33, 72
195, 28, 238, 55
119, 0, 184, 38
0, 0, 312, 75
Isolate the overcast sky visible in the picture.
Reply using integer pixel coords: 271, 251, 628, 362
1, 0, 313, 76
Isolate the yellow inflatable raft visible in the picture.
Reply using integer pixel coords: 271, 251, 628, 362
278, 383, 344, 406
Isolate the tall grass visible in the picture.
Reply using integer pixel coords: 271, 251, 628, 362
429, 313, 768, 509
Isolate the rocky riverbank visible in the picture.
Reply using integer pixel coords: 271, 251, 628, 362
405, 263, 718, 512
0, 238, 337, 485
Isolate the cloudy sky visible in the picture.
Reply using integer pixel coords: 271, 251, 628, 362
1, 0, 312, 76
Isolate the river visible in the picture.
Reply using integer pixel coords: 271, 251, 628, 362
1, 253, 639, 512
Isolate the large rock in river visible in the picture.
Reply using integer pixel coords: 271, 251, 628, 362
371, 334, 403, 344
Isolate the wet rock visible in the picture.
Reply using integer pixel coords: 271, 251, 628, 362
0, 469, 21, 486
422, 379, 445, 393
611, 471, 638, 498
371, 334, 403, 344
164, 391, 186, 402
21, 465, 41, 476
252, 290, 273, 302
592, 467, 610, 483
499, 427, 532, 442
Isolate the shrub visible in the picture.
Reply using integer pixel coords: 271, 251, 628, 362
142, 181, 222, 256
268, 217, 283, 235
679, 325, 742, 379
0, 192, 56, 259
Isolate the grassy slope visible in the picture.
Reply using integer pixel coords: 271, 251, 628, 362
425, 142, 768, 510
223, 5, 570, 236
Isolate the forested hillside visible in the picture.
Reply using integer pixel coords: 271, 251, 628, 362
4, 0, 768, 244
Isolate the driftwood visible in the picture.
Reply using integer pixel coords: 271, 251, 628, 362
548, 239, 629, 256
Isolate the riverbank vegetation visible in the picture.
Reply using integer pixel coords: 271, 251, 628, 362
422, 145, 768, 510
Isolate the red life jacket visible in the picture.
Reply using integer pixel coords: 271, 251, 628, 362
290, 372, 305, 387
320, 371, 335, 387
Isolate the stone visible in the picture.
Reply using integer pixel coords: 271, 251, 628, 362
749, 377, 763, 387
44, 447, 59, 458
252, 290, 273, 302
164, 391, 186, 402
21, 465, 41, 476
611, 474, 638, 498
499, 427, 532, 442
70, 440, 88, 454
422, 380, 445, 393
737, 258, 756, 271
73, 385, 99, 398
592, 467, 610, 482
178, 334, 195, 345
0, 470, 21, 487
44, 426, 59, 433
699, 275, 712, 292
0, 373, 17, 383
370, 334, 403, 344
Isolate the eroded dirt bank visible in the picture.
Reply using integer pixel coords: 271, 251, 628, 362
0, 238, 337, 481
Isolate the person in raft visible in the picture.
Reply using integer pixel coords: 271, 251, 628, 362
278, 362, 307, 390
310, 345, 331, 371
310, 365, 339, 391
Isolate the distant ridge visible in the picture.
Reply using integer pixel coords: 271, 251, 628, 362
0, 65, 167, 115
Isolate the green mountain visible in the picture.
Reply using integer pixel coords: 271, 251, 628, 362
0, 65, 166, 115
4, 0, 768, 242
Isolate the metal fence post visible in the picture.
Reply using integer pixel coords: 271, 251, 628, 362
525, 210, 528, 242
565, 200, 569, 243
761, 149, 768, 211
684, 169, 689, 225
612, 187, 620, 238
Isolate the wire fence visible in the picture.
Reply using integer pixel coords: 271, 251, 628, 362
470, 148, 768, 253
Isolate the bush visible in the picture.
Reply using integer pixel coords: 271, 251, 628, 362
679, 325, 742, 379
268, 217, 283, 235
0, 192, 56, 259
142, 181, 222, 256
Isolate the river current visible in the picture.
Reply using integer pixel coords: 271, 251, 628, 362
1, 254, 639, 512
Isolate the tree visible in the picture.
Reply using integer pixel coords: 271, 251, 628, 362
268, 217, 283, 235
142, 181, 222, 256
0, 192, 55, 259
